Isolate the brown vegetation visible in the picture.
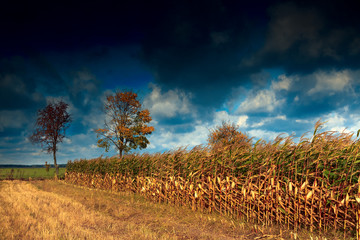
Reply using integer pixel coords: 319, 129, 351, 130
0, 180, 327, 240
208, 121, 251, 150
66, 121, 360, 239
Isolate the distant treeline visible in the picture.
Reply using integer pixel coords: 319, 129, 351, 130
0, 164, 67, 168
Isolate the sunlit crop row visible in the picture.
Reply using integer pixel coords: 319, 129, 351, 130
66, 121, 360, 239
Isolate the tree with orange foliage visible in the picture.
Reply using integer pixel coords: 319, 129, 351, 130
95, 90, 154, 157
208, 121, 251, 150
29, 100, 71, 177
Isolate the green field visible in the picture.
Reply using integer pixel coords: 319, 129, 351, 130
0, 168, 66, 180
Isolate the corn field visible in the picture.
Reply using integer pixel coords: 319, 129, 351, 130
66, 121, 360, 239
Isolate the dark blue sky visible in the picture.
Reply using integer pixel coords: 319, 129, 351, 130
1, 0, 360, 164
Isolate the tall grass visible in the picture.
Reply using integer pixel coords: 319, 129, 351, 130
66, 121, 360, 238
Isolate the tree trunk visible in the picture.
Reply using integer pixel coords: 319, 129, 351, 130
53, 150, 59, 178
119, 149, 123, 158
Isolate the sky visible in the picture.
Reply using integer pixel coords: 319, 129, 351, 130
1, 0, 360, 165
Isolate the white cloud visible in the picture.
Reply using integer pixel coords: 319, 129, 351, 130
251, 115, 286, 128
321, 109, 360, 135
212, 111, 249, 128
248, 129, 285, 142
148, 123, 209, 151
251, 122, 265, 128
236, 89, 285, 113
271, 74, 292, 91
308, 69, 351, 95
308, 108, 360, 136
30, 151, 42, 156
347, 117, 360, 135
60, 133, 115, 159
147, 111, 252, 152
230, 70, 292, 114
144, 84, 194, 119
82, 110, 106, 130
323, 113, 346, 132
295, 119, 310, 124
237, 115, 248, 128
213, 111, 240, 125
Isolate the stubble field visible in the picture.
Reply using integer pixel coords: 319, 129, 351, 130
0, 180, 345, 240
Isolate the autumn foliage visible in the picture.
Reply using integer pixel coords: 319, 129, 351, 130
95, 90, 154, 157
207, 121, 251, 150
29, 100, 71, 176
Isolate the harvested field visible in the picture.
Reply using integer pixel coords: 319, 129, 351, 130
0, 180, 345, 240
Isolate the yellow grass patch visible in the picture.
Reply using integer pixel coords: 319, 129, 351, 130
0, 180, 351, 240
0, 180, 138, 239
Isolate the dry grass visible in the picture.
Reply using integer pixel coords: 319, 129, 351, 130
0, 180, 136, 239
0, 180, 347, 240
32, 180, 249, 239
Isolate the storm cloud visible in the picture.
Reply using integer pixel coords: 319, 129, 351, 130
1, 0, 360, 164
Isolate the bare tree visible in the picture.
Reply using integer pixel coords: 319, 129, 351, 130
29, 100, 71, 177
